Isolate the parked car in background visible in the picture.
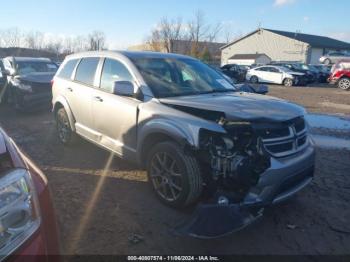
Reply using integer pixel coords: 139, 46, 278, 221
210, 65, 269, 95
246, 65, 307, 86
271, 62, 316, 84
328, 60, 350, 90
319, 51, 350, 65
303, 64, 328, 83
2, 57, 58, 110
0, 61, 6, 101
0, 127, 60, 259
311, 64, 332, 75
220, 64, 247, 82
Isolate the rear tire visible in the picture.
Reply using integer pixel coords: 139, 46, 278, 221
338, 77, 350, 90
146, 141, 203, 208
250, 76, 259, 84
283, 78, 293, 87
55, 107, 77, 145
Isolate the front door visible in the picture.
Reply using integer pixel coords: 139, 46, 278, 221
91, 58, 140, 157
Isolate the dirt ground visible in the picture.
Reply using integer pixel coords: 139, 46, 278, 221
268, 84, 350, 115
0, 85, 349, 256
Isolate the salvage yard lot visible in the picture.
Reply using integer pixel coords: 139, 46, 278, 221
0, 85, 349, 255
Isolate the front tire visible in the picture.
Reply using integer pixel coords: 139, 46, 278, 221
283, 78, 293, 87
55, 107, 77, 145
250, 76, 259, 84
147, 141, 203, 208
338, 77, 350, 90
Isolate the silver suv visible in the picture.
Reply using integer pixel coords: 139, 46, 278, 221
52, 51, 315, 212
319, 51, 350, 65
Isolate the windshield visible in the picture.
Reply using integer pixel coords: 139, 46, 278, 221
16, 61, 58, 74
131, 57, 236, 98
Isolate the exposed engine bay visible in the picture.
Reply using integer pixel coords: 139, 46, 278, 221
162, 102, 311, 239
198, 118, 271, 202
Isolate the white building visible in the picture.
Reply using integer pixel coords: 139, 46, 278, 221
227, 53, 271, 66
221, 28, 350, 65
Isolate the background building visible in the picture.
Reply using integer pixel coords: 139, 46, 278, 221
227, 53, 271, 65
221, 28, 350, 65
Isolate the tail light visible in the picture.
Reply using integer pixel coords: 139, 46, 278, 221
0, 130, 41, 258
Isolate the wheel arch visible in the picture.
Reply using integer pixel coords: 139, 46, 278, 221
53, 96, 76, 131
137, 124, 196, 167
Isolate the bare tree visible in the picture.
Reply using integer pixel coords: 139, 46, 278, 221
88, 31, 106, 51
186, 10, 222, 57
25, 31, 44, 49
1, 27, 22, 47
148, 16, 184, 52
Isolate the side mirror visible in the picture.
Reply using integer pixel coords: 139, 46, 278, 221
113, 81, 135, 97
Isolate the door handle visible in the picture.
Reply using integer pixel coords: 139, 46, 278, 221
93, 96, 103, 102
66, 87, 73, 92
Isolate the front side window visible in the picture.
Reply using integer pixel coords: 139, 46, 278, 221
75, 57, 100, 86
269, 67, 279, 73
57, 59, 79, 79
100, 58, 133, 93
131, 57, 235, 98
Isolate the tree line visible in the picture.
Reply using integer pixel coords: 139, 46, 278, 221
146, 10, 242, 62
0, 28, 106, 56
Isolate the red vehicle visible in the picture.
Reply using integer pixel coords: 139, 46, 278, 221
0, 128, 59, 261
328, 60, 350, 90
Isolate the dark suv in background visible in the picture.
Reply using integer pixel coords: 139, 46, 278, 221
272, 62, 316, 84
1, 57, 58, 110
220, 64, 247, 82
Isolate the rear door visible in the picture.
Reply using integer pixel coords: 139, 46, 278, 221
255, 67, 272, 83
69, 57, 100, 140
91, 57, 141, 157
267, 67, 283, 84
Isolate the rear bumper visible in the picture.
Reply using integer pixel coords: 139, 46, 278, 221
242, 142, 316, 207
328, 77, 339, 85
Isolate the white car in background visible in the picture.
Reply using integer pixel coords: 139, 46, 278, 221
246, 65, 306, 87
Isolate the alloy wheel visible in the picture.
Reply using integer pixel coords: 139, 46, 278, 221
339, 78, 350, 90
56, 111, 71, 143
284, 78, 293, 87
150, 152, 183, 202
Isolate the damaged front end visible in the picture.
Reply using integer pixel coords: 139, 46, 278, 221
177, 118, 271, 238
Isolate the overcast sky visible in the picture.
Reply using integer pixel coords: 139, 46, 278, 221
0, 0, 349, 49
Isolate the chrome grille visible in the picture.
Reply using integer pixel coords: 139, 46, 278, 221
258, 118, 308, 158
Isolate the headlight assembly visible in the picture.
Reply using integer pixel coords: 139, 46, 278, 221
11, 79, 32, 92
0, 168, 41, 257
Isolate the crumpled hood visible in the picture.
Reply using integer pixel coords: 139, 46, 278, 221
15, 72, 55, 83
159, 92, 306, 122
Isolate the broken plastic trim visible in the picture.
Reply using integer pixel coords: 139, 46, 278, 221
174, 200, 264, 239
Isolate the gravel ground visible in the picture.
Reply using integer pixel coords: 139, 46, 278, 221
0, 85, 349, 256
268, 84, 350, 115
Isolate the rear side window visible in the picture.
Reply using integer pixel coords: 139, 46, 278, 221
75, 57, 100, 86
57, 59, 78, 79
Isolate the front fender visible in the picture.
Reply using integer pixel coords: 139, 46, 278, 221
52, 95, 76, 131
136, 116, 227, 164
138, 118, 197, 147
